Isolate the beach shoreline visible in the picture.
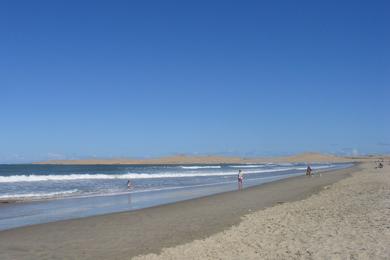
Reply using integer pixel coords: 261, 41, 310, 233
0, 164, 359, 259
136, 161, 390, 259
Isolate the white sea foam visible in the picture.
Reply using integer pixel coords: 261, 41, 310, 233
0, 172, 235, 182
0, 172, 300, 201
0, 165, 335, 183
229, 165, 265, 168
0, 189, 79, 200
179, 166, 221, 169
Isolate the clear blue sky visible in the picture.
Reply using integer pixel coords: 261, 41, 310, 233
1, 0, 389, 163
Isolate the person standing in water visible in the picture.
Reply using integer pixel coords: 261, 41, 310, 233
306, 165, 312, 176
238, 169, 244, 190
127, 179, 132, 189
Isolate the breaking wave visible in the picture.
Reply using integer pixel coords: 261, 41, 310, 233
179, 166, 221, 169
0, 189, 79, 200
0, 165, 335, 183
229, 165, 265, 168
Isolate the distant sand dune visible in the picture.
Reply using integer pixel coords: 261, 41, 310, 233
33, 152, 382, 165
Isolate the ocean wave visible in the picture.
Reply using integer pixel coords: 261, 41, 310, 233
229, 165, 265, 168
0, 165, 335, 183
179, 166, 221, 169
0, 172, 237, 182
0, 172, 297, 201
0, 189, 79, 200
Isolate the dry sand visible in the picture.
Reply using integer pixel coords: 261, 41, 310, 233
136, 162, 390, 259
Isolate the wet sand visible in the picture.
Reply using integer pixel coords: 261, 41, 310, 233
0, 165, 357, 259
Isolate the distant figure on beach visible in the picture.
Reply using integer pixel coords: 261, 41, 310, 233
375, 161, 384, 169
306, 166, 312, 176
238, 170, 244, 190
127, 180, 132, 189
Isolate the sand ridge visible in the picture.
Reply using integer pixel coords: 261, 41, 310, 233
33, 152, 372, 165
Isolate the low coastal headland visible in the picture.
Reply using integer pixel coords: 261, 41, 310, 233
0, 154, 388, 259
34, 152, 369, 165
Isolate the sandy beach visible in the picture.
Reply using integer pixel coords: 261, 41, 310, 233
2, 162, 387, 259
137, 162, 390, 259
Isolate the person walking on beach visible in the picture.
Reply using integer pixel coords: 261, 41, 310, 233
306, 165, 312, 176
238, 170, 244, 190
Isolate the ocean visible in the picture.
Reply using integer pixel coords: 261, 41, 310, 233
0, 163, 347, 201
0, 162, 352, 230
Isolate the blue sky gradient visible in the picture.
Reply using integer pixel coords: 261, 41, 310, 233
1, 0, 389, 163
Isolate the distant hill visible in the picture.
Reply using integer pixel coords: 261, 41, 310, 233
34, 155, 244, 165
33, 152, 368, 165
257, 152, 349, 163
